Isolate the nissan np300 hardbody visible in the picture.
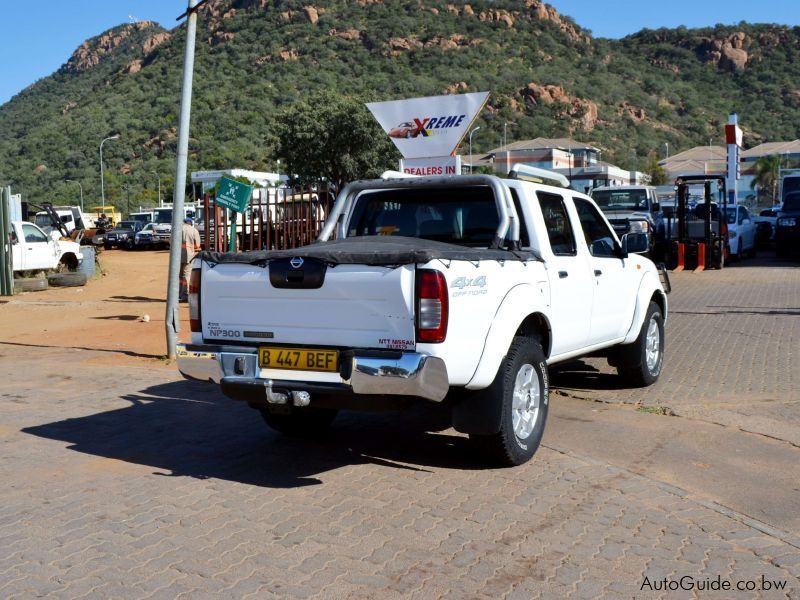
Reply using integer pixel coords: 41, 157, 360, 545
177, 175, 668, 466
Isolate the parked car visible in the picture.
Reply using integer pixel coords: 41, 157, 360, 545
176, 174, 668, 466
776, 192, 800, 258
590, 185, 665, 260
104, 220, 143, 250
134, 222, 159, 249
723, 204, 757, 260
753, 207, 780, 247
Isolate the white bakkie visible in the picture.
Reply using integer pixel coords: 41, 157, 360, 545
10, 221, 83, 273
177, 174, 669, 466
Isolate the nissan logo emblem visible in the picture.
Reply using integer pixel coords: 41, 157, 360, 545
290, 257, 304, 269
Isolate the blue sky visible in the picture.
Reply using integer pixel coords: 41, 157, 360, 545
1, 0, 798, 106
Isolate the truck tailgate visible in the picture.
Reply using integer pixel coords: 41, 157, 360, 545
201, 263, 416, 350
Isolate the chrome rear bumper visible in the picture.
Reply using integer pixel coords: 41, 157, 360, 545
176, 343, 449, 402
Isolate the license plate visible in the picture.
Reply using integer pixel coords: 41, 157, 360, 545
258, 346, 338, 372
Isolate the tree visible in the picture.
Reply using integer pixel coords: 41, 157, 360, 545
644, 151, 667, 185
274, 94, 399, 190
750, 154, 782, 203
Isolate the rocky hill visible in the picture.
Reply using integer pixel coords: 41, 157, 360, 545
1, 0, 798, 206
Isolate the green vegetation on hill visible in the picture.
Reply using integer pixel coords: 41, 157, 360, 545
1, 1, 799, 210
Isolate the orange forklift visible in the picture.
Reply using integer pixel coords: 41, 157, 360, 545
667, 174, 728, 271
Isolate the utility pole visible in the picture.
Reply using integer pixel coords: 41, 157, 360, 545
166, 0, 204, 359
0, 187, 13, 296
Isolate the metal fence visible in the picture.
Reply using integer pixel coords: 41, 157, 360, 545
200, 183, 336, 252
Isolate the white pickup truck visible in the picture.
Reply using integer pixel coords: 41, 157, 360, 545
177, 175, 669, 466
10, 221, 83, 274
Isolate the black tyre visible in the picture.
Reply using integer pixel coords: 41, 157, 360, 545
13, 277, 48, 292
731, 239, 742, 262
104, 243, 112, 250
125, 240, 135, 250
712, 244, 725, 269
47, 272, 88, 287
257, 406, 338, 436
617, 301, 665, 387
469, 337, 549, 467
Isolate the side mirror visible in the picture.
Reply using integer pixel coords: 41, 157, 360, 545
621, 232, 649, 255
652, 201, 660, 212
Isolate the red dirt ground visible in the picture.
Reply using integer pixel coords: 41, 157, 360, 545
0, 249, 191, 369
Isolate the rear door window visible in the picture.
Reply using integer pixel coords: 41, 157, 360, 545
536, 192, 577, 256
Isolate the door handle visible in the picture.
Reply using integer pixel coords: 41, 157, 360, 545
594, 269, 603, 276
558, 271, 568, 279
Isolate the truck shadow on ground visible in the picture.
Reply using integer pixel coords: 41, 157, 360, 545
550, 359, 629, 391
22, 380, 491, 489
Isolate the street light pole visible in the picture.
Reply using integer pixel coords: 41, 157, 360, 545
65, 179, 84, 212
468, 126, 481, 174
503, 121, 515, 149
124, 183, 131, 216
99, 134, 120, 206
151, 170, 162, 205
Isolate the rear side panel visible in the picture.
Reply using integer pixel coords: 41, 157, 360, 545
200, 262, 416, 350
415, 259, 547, 385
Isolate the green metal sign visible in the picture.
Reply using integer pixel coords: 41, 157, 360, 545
215, 176, 253, 213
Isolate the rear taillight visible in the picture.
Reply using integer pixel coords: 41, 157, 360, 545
417, 269, 448, 343
189, 267, 201, 332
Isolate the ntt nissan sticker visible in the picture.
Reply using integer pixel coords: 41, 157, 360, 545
367, 92, 489, 159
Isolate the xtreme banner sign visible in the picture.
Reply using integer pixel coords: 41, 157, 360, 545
366, 92, 490, 159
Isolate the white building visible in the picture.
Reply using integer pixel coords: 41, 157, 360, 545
483, 138, 646, 191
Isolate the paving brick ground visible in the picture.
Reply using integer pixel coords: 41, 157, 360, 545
552, 257, 800, 446
1, 343, 799, 598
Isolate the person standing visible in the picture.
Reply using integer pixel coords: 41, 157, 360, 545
180, 217, 201, 302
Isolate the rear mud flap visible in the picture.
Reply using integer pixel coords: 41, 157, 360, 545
451, 384, 503, 435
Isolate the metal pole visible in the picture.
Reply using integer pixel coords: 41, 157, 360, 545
166, 0, 200, 360
0, 186, 13, 296
150, 171, 162, 205
65, 179, 84, 212
468, 126, 480, 175
99, 134, 119, 206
